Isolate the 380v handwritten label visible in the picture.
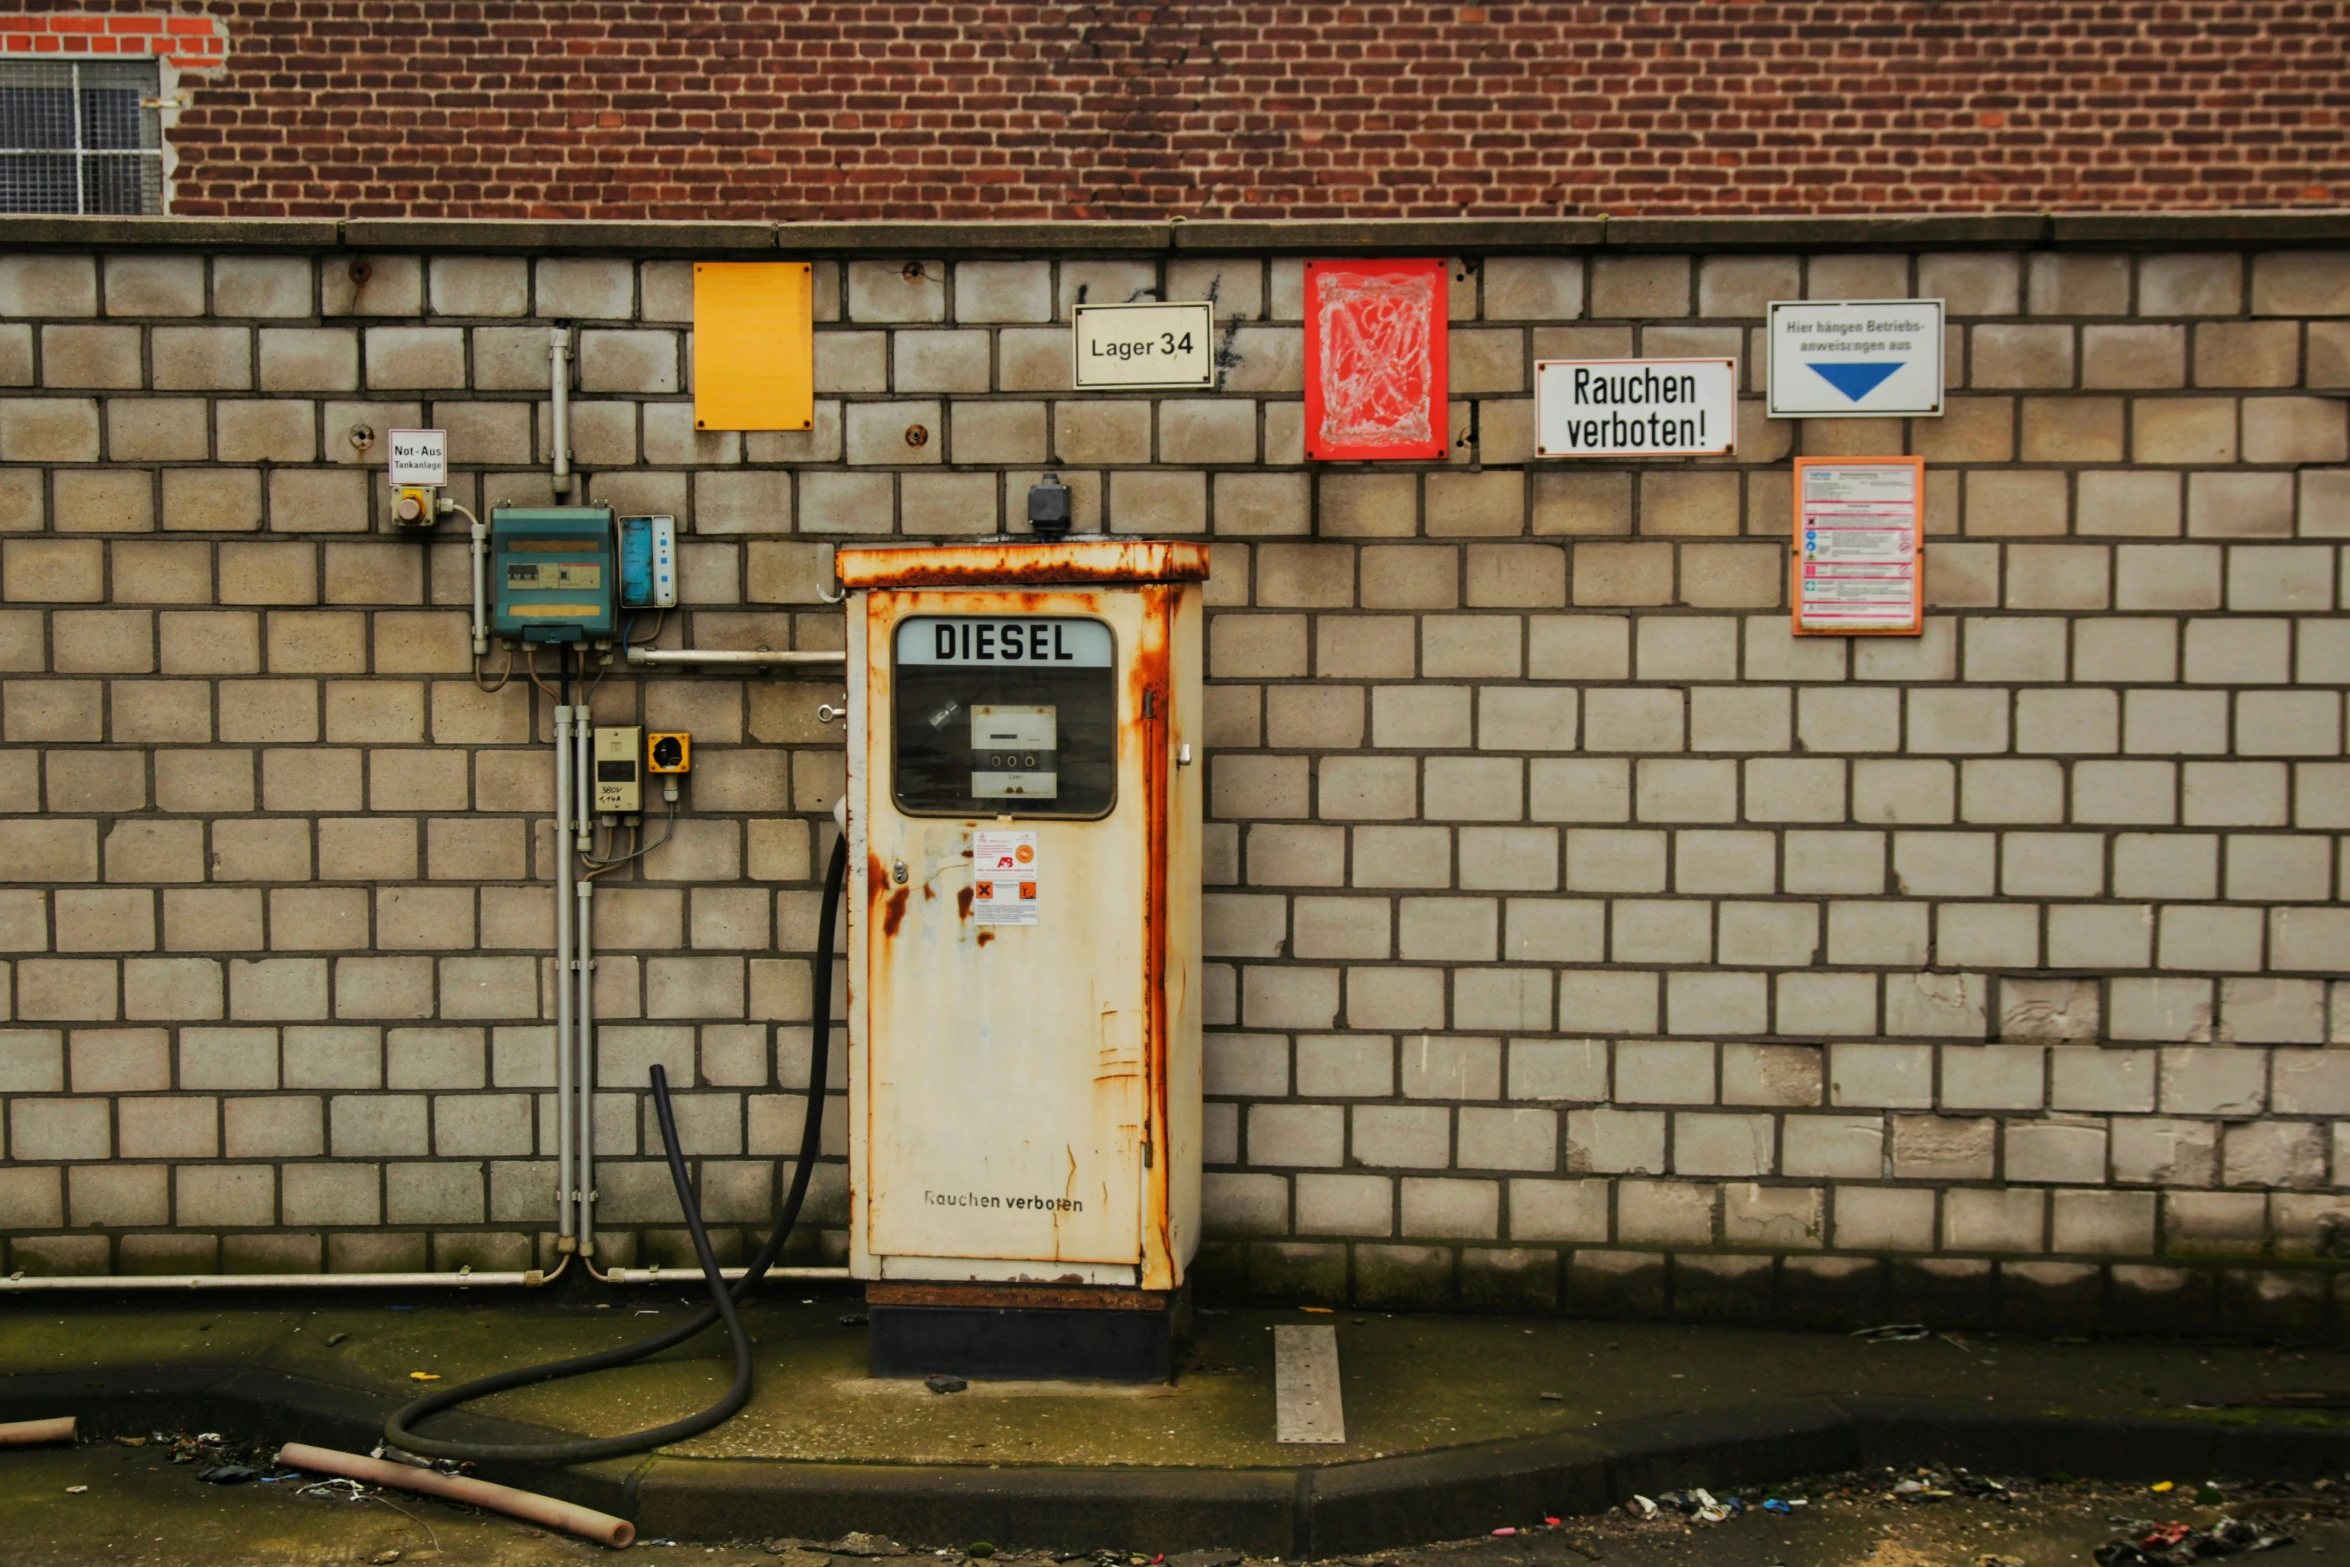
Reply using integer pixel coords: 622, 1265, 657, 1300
1071, 301, 1216, 389
896, 616, 1115, 667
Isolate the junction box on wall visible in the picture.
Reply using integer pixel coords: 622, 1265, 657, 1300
837, 538, 1209, 1381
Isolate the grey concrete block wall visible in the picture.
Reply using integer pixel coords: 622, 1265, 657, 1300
0, 232, 2346, 1332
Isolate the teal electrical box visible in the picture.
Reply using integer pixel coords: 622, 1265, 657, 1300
491, 506, 617, 643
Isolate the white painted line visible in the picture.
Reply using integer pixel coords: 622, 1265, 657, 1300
1273, 1323, 1345, 1445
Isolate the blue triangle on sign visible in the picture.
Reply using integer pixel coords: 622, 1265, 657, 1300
1807, 361, 1902, 402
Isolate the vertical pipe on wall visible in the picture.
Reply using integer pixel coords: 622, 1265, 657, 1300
553, 700, 577, 1249
549, 326, 574, 498
575, 705, 595, 852
468, 512, 489, 657
576, 873, 597, 1258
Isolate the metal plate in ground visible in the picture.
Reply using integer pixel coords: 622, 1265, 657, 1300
1274, 1323, 1345, 1444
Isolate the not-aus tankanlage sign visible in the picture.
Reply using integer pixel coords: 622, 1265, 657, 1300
1535, 358, 1738, 458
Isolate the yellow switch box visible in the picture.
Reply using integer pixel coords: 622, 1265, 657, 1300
693, 262, 814, 432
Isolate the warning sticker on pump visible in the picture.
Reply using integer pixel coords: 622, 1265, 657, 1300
972, 830, 1039, 926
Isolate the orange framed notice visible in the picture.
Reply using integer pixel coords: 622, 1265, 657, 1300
1791, 457, 1925, 637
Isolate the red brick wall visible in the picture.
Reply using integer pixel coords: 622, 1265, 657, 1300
26, 2, 2350, 220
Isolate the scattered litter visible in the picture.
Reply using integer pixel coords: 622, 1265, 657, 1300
64, 1485, 87, 1494
2153, 1482, 2176, 1494
1980, 1556, 2025, 1567
1626, 1496, 1658, 1520
1492, 1527, 1518, 1537
1167, 1551, 1242, 1567
112, 1436, 147, 1448
326, 1332, 349, 1347
407, 1371, 441, 1382
1300, 1306, 1333, 1314
830, 1533, 910, 1557
1539, 1391, 1567, 1401
167, 1431, 229, 1466
968, 1546, 996, 1560
840, 1313, 870, 1326
924, 1374, 969, 1395
197, 1463, 261, 1485
1765, 1499, 1793, 1515
1851, 1323, 1933, 1343
2095, 1516, 2295, 1567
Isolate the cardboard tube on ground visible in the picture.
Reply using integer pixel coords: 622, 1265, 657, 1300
0, 1416, 74, 1445
275, 1442, 635, 1548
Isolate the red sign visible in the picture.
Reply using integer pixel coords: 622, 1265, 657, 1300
1303, 259, 1449, 461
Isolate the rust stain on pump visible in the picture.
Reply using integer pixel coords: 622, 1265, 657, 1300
956, 886, 974, 920
881, 886, 908, 937
835, 538, 1210, 591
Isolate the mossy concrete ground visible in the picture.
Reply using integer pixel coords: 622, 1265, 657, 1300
9, 1290, 2350, 1562
2, 1292, 2348, 1467
7, 1440, 2350, 1567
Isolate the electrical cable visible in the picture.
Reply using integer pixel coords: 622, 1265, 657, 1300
382, 831, 849, 1464
473, 642, 514, 695
580, 796, 676, 872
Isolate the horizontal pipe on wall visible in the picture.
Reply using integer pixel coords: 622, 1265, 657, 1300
626, 648, 846, 666
585, 1264, 848, 1285
0, 1266, 848, 1293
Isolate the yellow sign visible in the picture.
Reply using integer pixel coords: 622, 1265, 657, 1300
693, 262, 814, 431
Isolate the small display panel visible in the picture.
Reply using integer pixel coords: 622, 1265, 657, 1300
893, 616, 1116, 818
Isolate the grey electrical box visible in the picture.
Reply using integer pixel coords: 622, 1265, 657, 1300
593, 726, 643, 813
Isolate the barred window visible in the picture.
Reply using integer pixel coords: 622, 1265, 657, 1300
0, 59, 165, 215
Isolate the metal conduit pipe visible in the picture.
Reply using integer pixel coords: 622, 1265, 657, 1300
0, 1266, 848, 1294
625, 648, 846, 667
575, 871, 598, 1259
456, 501, 489, 657
548, 324, 573, 497
552, 702, 577, 1251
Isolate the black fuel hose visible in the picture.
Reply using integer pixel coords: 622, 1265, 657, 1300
382, 832, 850, 1464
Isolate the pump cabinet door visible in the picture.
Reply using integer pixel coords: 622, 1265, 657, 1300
859, 593, 1159, 1268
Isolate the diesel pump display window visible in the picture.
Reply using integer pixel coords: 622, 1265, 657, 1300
892, 616, 1117, 818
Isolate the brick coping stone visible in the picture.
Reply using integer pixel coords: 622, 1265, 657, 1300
0, 211, 2345, 255
4, 1359, 2346, 1553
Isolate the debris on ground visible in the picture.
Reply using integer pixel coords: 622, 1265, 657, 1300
830, 1534, 911, 1557
1851, 1323, 1933, 1343
2094, 1516, 2296, 1566
923, 1374, 969, 1395
765, 1542, 835, 1567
